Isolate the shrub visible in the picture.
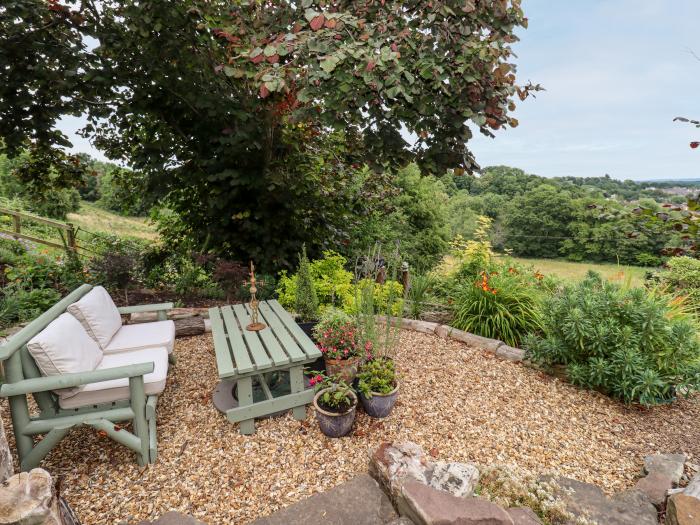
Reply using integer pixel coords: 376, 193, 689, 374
524, 272, 700, 406
211, 258, 248, 301
276, 250, 353, 312
86, 233, 147, 303
451, 266, 544, 347
0, 286, 62, 327
294, 245, 319, 321
657, 256, 700, 315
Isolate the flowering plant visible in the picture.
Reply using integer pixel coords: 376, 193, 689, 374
308, 371, 356, 411
313, 308, 361, 360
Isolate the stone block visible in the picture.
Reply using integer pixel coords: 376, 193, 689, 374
634, 471, 674, 508
643, 453, 687, 485
399, 480, 514, 525
249, 474, 397, 525
0, 469, 62, 525
506, 508, 542, 525
666, 494, 700, 525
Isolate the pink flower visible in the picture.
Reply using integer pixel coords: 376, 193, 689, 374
309, 377, 317, 386
315, 375, 323, 383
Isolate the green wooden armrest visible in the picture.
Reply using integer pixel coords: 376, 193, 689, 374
0, 362, 154, 397
117, 303, 174, 315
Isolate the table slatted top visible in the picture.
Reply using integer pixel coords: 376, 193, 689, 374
209, 300, 321, 379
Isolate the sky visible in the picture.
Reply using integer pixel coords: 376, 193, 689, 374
58, 0, 700, 181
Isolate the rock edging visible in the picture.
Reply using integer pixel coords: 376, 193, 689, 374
389, 318, 526, 363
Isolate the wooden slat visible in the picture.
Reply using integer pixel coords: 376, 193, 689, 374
0, 229, 67, 250
258, 302, 307, 362
232, 304, 272, 370
220, 306, 254, 374
226, 390, 314, 422
268, 300, 322, 359
0, 207, 73, 229
207, 307, 237, 377
244, 303, 290, 367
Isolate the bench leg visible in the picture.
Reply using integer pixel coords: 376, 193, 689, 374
289, 365, 307, 421
237, 376, 255, 435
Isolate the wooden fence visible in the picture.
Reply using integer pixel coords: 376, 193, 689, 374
0, 207, 78, 252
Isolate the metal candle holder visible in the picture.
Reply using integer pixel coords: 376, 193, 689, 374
246, 261, 267, 332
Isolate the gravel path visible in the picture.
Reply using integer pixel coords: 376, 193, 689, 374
2, 330, 698, 524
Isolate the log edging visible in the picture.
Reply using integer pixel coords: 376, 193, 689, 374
388, 317, 526, 363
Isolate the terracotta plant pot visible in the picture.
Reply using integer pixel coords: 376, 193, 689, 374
313, 388, 357, 438
324, 356, 360, 383
359, 383, 399, 418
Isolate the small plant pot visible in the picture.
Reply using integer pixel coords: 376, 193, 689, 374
297, 320, 319, 341
313, 388, 357, 438
360, 384, 399, 418
324, 356, 360, 383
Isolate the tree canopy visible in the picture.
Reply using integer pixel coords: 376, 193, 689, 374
1, 0, 537, 268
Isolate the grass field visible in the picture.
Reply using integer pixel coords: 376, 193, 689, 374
68, 202, 158, 241
501, 256, 648, 286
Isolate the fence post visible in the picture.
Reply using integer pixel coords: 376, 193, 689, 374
12, 214, 20, 239
401, 262, 410, 295
66, 224, 77, 252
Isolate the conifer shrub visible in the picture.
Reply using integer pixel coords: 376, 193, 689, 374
294, 245, 319, 321
525, 271, 700, 406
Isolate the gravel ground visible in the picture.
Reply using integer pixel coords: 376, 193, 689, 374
2, 330, 699, 524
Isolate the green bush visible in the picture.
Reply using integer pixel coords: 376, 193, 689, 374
0, 286, 62, 327
524, 272, 700, 406
451, 266, 544, 347
276, 250, 353, 312
294, 245, 319, 322
657, 256, 700, 315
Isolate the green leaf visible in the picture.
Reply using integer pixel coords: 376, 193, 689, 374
320, 56, 339, 73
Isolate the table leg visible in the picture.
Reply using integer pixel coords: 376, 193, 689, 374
237, 376, 255, 435
289, 365, 307, 421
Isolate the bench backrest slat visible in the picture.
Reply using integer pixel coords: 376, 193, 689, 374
0, 284, 93, 361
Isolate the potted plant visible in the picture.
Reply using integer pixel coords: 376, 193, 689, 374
313, 308, 361, 383
309, 373, 357, 438
357, 357, 399, 418
295, 245, 319, 338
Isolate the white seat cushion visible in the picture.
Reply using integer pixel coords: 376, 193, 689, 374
67, 286, 122, 349
104, 320, 176, 355
27, 313, 103, 397
58, 346, 169, 409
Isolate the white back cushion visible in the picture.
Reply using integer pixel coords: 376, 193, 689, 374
67, 286, 122, 349
27, 313, 103, 377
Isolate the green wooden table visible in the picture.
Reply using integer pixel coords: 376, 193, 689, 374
208, 300, 321, 434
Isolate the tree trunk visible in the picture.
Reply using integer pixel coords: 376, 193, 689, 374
174, 317, 205, 337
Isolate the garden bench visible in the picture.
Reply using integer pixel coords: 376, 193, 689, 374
209, 300, 321, 434
0, 284, 175, 470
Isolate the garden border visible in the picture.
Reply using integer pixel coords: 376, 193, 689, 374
389, 317, 525, 362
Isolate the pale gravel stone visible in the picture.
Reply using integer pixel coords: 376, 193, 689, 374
1, 330, 698, 525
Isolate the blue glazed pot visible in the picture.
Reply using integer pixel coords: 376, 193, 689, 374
313, 388, 357, 438
359, 384, 399, 418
